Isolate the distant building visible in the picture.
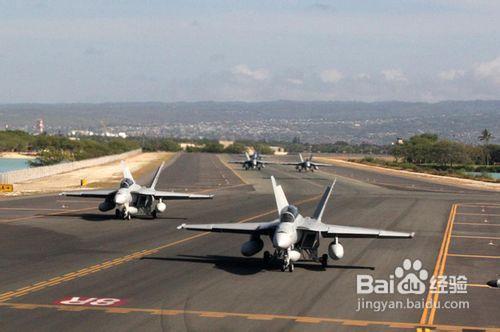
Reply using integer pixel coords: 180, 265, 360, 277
270, 146, 287, 155
179, 142, 204, 150
219, 140, 234, 148
36, 119, 45, 134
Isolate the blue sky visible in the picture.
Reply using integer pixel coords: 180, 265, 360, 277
1, 0, 500, 102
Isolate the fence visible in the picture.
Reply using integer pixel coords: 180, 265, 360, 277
0, 149, 142, 184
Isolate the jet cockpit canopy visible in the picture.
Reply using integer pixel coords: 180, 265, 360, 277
120, 178, 134, 189
280, 205, 299, 223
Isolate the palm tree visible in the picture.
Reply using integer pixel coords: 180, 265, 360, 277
478, 129, 494, 165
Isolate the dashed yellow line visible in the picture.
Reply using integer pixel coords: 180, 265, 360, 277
448, 253, 500, 259
456, 212, 500, 217
0, 194, 322, 303
1, 302, 499, 331
454, 222, 500, 226
452, 235, 500, 240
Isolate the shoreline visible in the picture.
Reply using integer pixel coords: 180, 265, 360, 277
0, 152, 36, 160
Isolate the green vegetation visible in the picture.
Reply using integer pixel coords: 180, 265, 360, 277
140, 138, 182, 152
0, 130, 140, 167
353, 132, 500, 182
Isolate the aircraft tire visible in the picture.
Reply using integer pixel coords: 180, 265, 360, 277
263, 251, 271, 265
151, 210, 157, 219
288, 263, 294, 272
321, 254, 328, 268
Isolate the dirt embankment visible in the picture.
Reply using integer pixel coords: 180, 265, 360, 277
4, 152, 174, 196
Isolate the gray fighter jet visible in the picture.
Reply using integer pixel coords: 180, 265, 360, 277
228, 152, 278, 171
280, 153, 335, 172
178, 176, 414, 272
61, 161, 213, 220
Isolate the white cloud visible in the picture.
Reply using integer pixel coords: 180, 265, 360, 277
381, 69, 408, 82
438, 69, 465, 81
287, 78, 303, 85
474, 56, 500, 84
231, 64, 269, 81
320, 69, 343, 83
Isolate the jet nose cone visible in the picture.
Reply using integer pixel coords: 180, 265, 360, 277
274, 233, 292, 249
114, 193, 128, 205
487, 279, 499, 288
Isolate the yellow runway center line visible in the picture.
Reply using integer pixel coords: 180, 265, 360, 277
216, 155, 249, 185
0, 193, 323, 303
0, 302, 499, 331
419, 203, 457, 326
427, 204, 457, 325
0, 207, 71, 211
0, 206, 96, 224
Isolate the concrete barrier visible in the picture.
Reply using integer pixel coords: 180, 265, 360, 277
0, 149, 142, 184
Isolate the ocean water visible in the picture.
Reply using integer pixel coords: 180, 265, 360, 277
0, 158, 30, 173
466, 172, 500, 180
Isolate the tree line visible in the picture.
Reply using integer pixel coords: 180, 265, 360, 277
390, 132, 499, 168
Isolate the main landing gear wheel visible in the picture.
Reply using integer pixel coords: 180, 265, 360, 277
115, 209, 120, 218
288, 263, 294, 272
281, 263, 286, 272
320, 254, 328, 268
263, 251, 271, 265
151, 210, 157, 219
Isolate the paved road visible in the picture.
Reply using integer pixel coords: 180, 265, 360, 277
0, 153, 499, 331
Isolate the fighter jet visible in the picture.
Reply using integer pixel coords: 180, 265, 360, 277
228, 152, 278, 171
60, 161, 213, 220
178, 176, 414, 272
279, 153, 334, 172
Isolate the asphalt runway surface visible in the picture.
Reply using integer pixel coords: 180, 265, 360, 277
0, 153, 499, 331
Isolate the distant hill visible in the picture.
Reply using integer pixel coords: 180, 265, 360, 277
0, 100, 498, 144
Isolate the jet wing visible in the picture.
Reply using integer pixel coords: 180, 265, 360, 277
275, 162, 300, 166
178, 220, 279, 234
135, 188, 213, 200
311, 162, 335, 167
228, 160, 246, 164
60, 189, 116, 198
322, 225, 414, 239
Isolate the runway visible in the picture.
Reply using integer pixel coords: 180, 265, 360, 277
0, 153, 499, 331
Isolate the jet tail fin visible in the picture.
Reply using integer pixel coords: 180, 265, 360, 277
299, 153, 304, 163
313, 178, 336, 222
271, 176, 289, 215
149, 161, 165, 189
120, 161, 135, 182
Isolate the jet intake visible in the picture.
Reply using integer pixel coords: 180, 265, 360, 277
98, 201, 116, 212
328, 242, 344, 260
156, 201, 166, 212
289, 250, 301, 262
241, 238, 264, 257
